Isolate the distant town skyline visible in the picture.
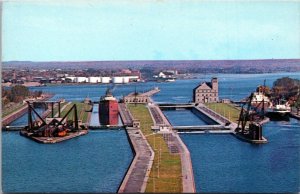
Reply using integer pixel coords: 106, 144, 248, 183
3, 0, 300, 61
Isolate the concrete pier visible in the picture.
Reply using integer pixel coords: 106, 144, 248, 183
2, 125, 26, 131
173, 125, 226, 131
118, 127, 154, 193
89, 125, 123, 130
173, 132, 196, 192
148, 104, 171, 126
138, 87, 160, 97
118, 103, 134, 126
195, 104, 231, 125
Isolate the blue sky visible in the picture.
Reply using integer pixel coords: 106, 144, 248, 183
3, 0, 300, 61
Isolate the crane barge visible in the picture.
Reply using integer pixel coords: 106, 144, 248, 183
20, 101, 88, 143
234, 92, 268, 144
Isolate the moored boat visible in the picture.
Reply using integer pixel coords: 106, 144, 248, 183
266, 101, 291, 121
251, 91, 271, 111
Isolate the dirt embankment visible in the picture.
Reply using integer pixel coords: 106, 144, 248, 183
2, 93, 54, 126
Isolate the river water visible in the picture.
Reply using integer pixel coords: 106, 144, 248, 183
163, 109, 212, 126
2, 72, 300, 192
2, 130, 133, 193
181, 118, 300, 193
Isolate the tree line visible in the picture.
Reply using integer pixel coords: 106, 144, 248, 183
2, 85, 43, 105
256, 77, 299, 108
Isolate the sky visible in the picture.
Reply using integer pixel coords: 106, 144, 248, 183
2, 0, 300, 61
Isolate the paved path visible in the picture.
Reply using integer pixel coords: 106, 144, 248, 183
118, 127, 154, 193
119, 103, 134, 126
148, 104, 171, 126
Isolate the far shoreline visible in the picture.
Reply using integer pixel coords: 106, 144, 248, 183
2, 71, 300, 88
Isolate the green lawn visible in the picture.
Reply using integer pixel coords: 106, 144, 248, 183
205, 102, 241, 123
128, 104, 182, 193
46, 102, 68, 118
57, 102, 90, 123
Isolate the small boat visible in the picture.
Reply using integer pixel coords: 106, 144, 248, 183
165, 78, 176, 82
266, 100, 291, 121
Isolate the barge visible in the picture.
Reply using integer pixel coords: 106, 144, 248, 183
20, 101, 88, 144
20, 130, 88, 144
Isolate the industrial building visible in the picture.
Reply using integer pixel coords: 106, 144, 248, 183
193, 77, 219, 103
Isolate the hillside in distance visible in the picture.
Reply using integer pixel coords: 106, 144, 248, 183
3, 59, 300, 73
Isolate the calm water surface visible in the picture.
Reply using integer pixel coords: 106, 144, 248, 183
2, 130, 133, 193
180, 118, 300, 193
163, 109, 209, 126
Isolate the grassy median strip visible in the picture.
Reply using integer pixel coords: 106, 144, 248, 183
46, 102, 68, 118
58, 102, 90, 123
128, 104, 182, 193
205, 103, 241, 123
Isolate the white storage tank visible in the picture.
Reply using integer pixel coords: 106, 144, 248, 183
66, 76, 76, 82
127, 76, 139, 82
123, 77, 130, 83
112, 77, 123, 84
101, 77, 111, 84
88, 77, 101, 83
76, 77, 88, 83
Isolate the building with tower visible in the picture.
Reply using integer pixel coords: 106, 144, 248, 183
193, 77, 219, 103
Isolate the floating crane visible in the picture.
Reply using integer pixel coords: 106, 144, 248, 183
20, 101, 88, 143
235, 92, 268, 144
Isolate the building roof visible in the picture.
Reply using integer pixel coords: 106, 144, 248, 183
193, 82, 212, 91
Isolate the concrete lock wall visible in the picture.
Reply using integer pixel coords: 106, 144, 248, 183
191, 107, 219, 125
